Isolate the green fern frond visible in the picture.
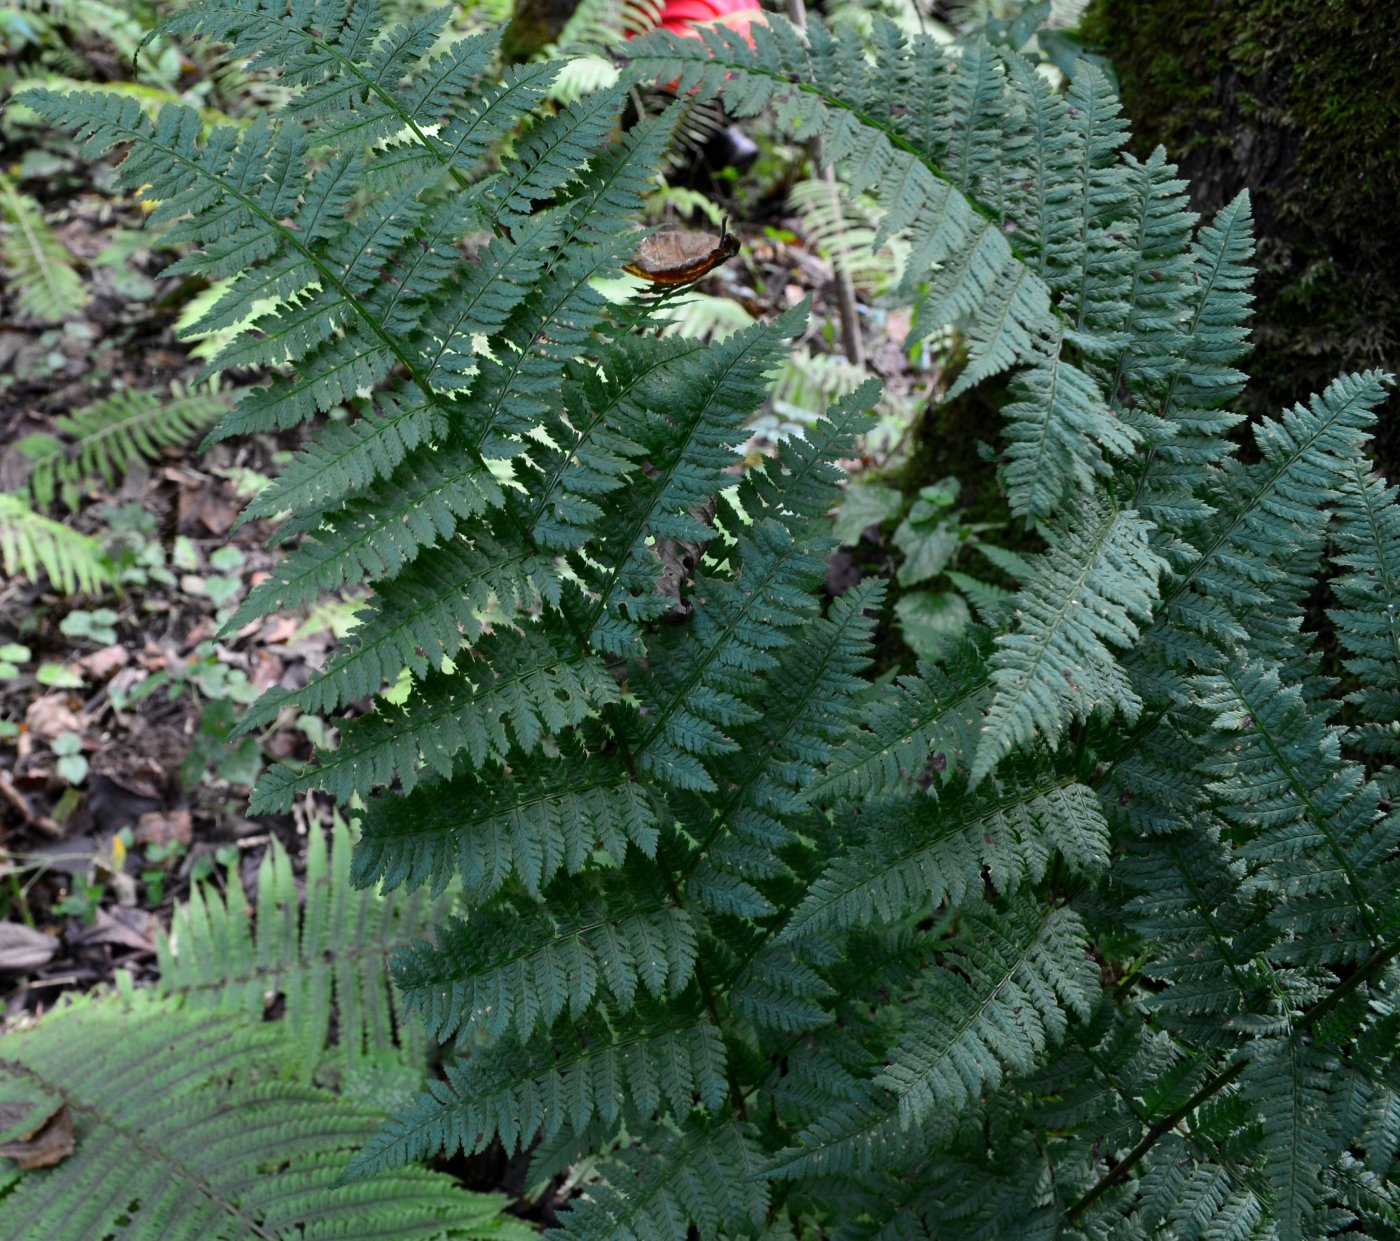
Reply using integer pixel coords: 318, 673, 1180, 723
0, 171, 87, 322
809, 635, 991, 803
552, 0, 663, 53
393, 870, 695, 1044
789, 176, 906, 294
550, 1118, 768, 1240
1330, 461, 1400, 757
1143, 369, 1391, 680
0, 492, 111, 595
783, 776, 1107, 941
773, 901, 1097, 1177
346, 1000, 728, 1168
348, 737, 654, 900
0, 991, 533, 1240
1195, 656, 1399, 964
974, 504, 1166, 782
21, 385, 227, 512
156, 815, 450, 1090
1245, 1036, 1342, 1241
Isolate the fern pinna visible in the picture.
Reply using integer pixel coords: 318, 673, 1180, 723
21, 3, 1400, 1236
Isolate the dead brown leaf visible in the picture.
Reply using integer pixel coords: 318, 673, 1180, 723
69, 907, 156, 952
0, 1104, 75, 1169
24, 697, 83, 743
133, 809, 191, 847
78, 645, 129, 681
0, 923, 58, 972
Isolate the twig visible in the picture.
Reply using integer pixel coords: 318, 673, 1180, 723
784, 0, 865, 368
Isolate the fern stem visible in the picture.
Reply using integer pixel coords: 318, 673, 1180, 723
1068, 932, 1400, 1222
1064, 1057, 1246, 1223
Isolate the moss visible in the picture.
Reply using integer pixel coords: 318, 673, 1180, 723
1082, 0, 1400, 473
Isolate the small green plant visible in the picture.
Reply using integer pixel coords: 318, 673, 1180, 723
136, 838, 183, 904
0, 644, 29, 679
0, 170, 86, 322
49, 870, 101, 924
55, 606, 116, 645
835, 476, 1024, 658
47, 730, 87, 785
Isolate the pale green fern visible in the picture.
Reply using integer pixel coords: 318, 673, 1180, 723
0, 171, 86, 322
20, 384, 229, 512
0, 990, 533, 1240
0, 492, 110, 594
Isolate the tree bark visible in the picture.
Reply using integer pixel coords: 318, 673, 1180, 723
1082, 0, 1400, 473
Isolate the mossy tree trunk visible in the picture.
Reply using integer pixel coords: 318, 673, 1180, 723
1082, 0, 1400, 473
501, 0, 576, 61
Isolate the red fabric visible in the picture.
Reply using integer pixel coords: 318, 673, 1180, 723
635, 0, 764, 47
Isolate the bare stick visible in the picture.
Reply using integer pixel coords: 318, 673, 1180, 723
784, 0, 865, 368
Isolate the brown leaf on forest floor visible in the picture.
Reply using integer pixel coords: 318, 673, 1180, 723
78, 645, 129, 681
70, 907, 156, 953
24, 697, 83, 743
133, 809, 191, 847
0, 923, 58, 972
166, 466, 240, 535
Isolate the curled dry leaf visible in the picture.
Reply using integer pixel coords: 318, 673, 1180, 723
0, 1104, 75, 1169
0, 922, 58, 972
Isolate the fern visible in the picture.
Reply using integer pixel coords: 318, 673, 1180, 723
0, 991, 533, 1240
19, 384, 228, 512
156, 814, 451, 1097
0, 171, 87, 322
0, 492, 110, 594
23, 4, 1400, 1236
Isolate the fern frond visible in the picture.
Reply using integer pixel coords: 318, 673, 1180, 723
349, 740, 655, 899
772, 901, 1097, 1177
1144, 369, 1391, 679
22, 385, 227, 512
156, 815, 449, 1089
680, 577, 885, 921
1329, 461, 1400, 756
782, 776, 1107, 941
809, 634, 990, 804
393, 870, 695, 1044
1126, 190, 1254, 525
1245, 1036, 1343, 1241
346, 1001, 728, 1168
0, 171, 87, 322
0, 992, 532, 1240
0, 492, 111, 595
551, 1118, 768, 1240
973, 504, 1166, 783
254, 625, 621, 810
1195, 656, 1399, 964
